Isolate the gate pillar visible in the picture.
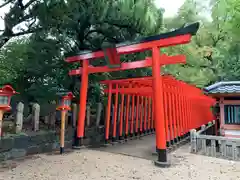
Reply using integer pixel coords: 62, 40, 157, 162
152, 47, 169, 167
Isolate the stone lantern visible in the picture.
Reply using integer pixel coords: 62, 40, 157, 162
56, 92, 74, 154
0, 85, 18, 137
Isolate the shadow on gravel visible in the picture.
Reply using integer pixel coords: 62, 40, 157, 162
45, 149, 75, 156
0, 155, 40, 172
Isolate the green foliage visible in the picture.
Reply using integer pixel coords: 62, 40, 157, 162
0, 0, 163, 104
0, 37, 28, 84
162, 0, 240, 87
1, 0, 240, 106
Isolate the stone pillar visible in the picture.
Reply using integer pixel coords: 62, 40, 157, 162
96, 103, 103, 127
86, 106, 91, 127
49, 111, 56, 129
32, 103, 40, 131
15, 102, 24, 133
44, 115, 49, 125
190, 129, 197, 153
72, 103, 77, 128
201, 124, 206, 134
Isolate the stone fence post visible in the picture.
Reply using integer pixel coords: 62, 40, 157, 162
32, 103, 40, 131
72, 103, 77, 128
190, 129, 197, 153
49, 111, 56, 129
15, 102, 24, 133
96, 103, 102, 127
86, 106, 91, 127
201, 124, 206, 134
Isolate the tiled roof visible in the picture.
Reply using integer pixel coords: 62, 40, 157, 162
204, 81, 240, 94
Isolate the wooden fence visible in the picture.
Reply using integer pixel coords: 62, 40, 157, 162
190, 120, 240, 161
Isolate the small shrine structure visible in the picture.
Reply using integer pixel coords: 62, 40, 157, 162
205, 81, 240, 138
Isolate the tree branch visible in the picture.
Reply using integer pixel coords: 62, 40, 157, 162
23, 0, 36, 10
10, 27, 43, 37
0, 0, 14, 8
103, 20, 141, 34
85, 28, 120, 43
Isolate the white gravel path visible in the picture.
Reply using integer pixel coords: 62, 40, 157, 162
0, 146, 240, 180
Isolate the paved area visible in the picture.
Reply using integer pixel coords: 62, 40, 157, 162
91, 134, 157, 160
1, 137, 240, 180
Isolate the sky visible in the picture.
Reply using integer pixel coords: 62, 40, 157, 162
0, 0, 185, 30
155, 0, 185, 17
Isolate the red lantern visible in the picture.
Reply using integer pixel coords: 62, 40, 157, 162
56, 92, 74, 111
0, 85, 18, 111
56, 91, 74, 154
0, 85, 18, 137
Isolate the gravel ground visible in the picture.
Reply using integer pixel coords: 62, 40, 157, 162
0, 145, 240, 180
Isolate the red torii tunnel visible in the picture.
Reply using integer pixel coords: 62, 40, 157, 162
100, 75, 216, 146
65, 22, 216, 166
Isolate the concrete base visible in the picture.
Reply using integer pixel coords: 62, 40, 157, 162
133, 135, 139, 140
72, 145, 86, 150
102, 143, 113, 147
129, 136, 134, 140
152, 151, 157, 156
119, 140, 125, 144
60, 147, 64, 154
147, 131, 152, 135
154, 160, 171, 168
111, 141, 119, 145
94, 134, 156, 161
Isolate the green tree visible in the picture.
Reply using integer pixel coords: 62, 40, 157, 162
0, 0, 44, 48
0, 0, 164, 104
162, 0, 240, 87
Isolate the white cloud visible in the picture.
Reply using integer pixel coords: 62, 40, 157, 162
155, 0, 185, 17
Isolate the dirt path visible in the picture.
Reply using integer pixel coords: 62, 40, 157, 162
0, 145, 240, 180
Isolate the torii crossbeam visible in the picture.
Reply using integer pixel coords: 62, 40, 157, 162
65, 22, 200, 167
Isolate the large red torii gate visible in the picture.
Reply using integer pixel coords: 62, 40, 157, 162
65, 22, 202, 166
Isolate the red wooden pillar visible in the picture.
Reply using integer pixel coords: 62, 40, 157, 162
75, 60, 89, 148
165, 83, 173, 144
174, 86, 180, 141
125, 93, 130, 138
143, 96, 147, 133
135, 95, 140, 134
105, 83, 112, 142
147, 97, 151, 132
119, 89, 125, 139
139, 96, 143, 134
152, 47, 168, 167
151, 98, 155, 131
163, 88, 170, 146
168, 90, 174, 144
187, 91, 190, 132
187, 95, 191, 130
112, 84, 119, 141
131, 95, 135, 135
176, 86, 183, 139
179, 86, 185, 137
189, 96, 193, 129
183, 90, 188, 134
150, 96, 154, 132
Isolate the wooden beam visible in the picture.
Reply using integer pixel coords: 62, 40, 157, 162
69, 54, 186, 76
66, 35, 191, 63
